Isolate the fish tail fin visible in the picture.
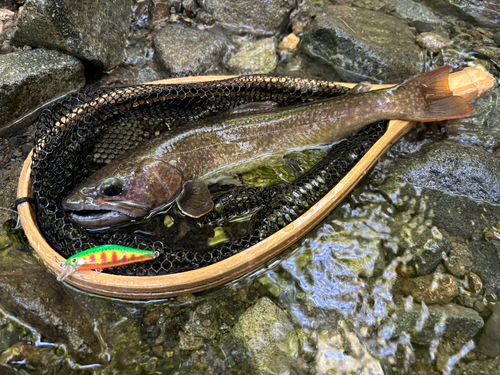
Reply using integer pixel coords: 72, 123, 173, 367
394, 66, 474, 122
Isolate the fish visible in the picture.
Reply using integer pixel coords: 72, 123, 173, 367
62, 66, 473, 229
57, 245, 157, 281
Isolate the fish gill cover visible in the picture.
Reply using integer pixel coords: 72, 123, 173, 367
30, 75, 387, 276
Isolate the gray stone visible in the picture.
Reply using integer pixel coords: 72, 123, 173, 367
153, 23, 228, 77
457, 359, 500, 375
198, 0, 295, 35
0, 49, 84, 135
0, 8, 17, 44
397, 223, 451, 276
398, 273, 459, 305
431, 0, 500, 31
444, 86, 500, 152
227, 36, 278, 74
444, 243, 473, 277
384, 141, 500, 238
12, 0, 133, 70
390, 302, 484, 345
379, 0, 443, 24
301, 5, 422, 83
232, 297, 298, 374
136, 67, 161, 84
468, 241, 500, 294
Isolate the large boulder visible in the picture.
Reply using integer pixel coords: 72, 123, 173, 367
153, 23, 228, 77
0, 48, 84, 135
12, 0, 133, 70
198, 0, 295, 35
301, 5, 422, 83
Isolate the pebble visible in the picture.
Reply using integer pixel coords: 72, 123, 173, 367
416, 32, 451, 52
409, 20, 432, 33
143, 310, 161, 326
444, 242, 473, 277
398, 273, 459, 305
278, 33, 300, 52
152, 345, 164, 357
464, 273, 482, 296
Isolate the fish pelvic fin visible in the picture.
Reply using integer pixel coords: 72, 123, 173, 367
395, 66, 474, 122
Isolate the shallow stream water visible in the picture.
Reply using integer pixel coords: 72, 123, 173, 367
1, 0, 500, 374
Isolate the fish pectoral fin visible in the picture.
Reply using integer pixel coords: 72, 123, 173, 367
176, 179, 214, 218
229, 101, 279, 114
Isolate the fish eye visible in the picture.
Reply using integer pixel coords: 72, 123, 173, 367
100, 178, 125, 197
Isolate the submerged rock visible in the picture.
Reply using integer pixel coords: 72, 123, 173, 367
478, 304, 500, 357
390, 302, 484, 345
467, 241, 500, 294
384, 141, 500, 238
232, 297, 298, 374
316, 329, 384, 375
444, 242, 473, 277
12, 0, 133, 70
457, 359, 500, 375
301, 5, 422, 83
198, 0, 295, 35
398, 273, 459, 304
0, 49, 84, 135
153, 23, 228, 77
227, 36, 277, 74
444, 86, 500, 152
0, 342, 62, 372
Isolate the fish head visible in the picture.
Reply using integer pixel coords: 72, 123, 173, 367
62, 159, 184, 229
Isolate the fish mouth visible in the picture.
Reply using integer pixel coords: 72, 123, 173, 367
63, 199, 150, 229
69, 209, 135, 229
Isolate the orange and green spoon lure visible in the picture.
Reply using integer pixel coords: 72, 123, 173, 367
57, 245, 157, 281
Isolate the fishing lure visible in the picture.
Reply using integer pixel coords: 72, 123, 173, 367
57, 245, 157, 281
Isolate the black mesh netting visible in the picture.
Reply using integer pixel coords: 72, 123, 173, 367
31, 75, 387, 275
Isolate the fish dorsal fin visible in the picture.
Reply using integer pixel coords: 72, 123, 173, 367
229, 101, 278, 114
176, 179, 214, 218
348, 82, 373, 95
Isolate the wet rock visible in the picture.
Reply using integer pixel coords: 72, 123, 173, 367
398, 224, 451, 276
478, 303, 500, 357
468, 241, 500, 294
409, 21, 433, 33
0, 342, 62, 372
380, 0, 443, 24
12, 0, 132, 70
444, 242, 473, 277
464, 272, 483, 296
398, 273, 459, 304
149, 0, 180, 23
227, 36, 277, 74
198, 0, 295, 35
390, 302, 484, 345
232, 297, 298, 374
444, 86, 500, 152
0, 8, 16, 42
430, 0, 499, 31
457, 359, 500, 375
0, 49, 84, 135
153, 23, 228, 77
302, 5, 422, 83
136, 67, 161, 84
316, 329, 383, 375
182, 303, 219, 341
416, 32, 451, 52
0, 262, 102, 364
386, 141, 500, 238
178, 331, 204, 350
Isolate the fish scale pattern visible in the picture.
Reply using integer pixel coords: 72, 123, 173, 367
30, 75, 386, 276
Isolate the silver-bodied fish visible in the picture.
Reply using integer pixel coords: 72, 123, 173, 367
63, 66, 473, 228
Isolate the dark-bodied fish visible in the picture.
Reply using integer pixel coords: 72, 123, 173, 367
62, 66, 473, 228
